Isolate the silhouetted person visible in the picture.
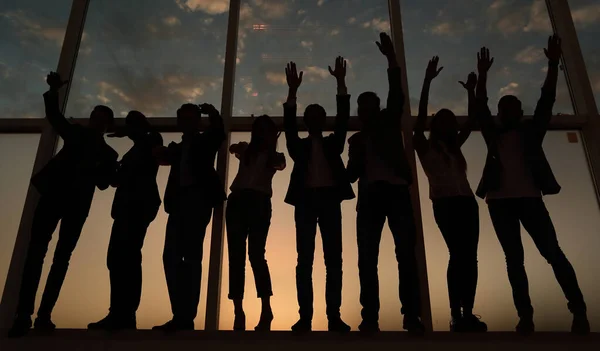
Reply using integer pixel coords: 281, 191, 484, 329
152, 103, 226, 331
283, 57, 354, 332
9, 72, 117, 338
227, 115, 285, 331
413, 57, 487, 332
475, 37, 589, 335
88, 111, 163, 331
347, 33, 424, 333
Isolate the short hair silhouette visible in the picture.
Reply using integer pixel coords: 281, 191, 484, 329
177, 103, 201, 118
357, 91, 380, 107
93, 105, 115, 122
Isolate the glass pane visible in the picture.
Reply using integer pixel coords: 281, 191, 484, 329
0, 134, 40, 297
67, 0, 229, 118
219, 132, 406, 331
418, 131, 600, 331
233, 0, 391, 116
40, 134, 212, 329
402, 0, 573, 115
569, 0, 600, 108
0, 0, 71, 118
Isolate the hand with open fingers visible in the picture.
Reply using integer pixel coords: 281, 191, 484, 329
328, 56, 347, 80
477, 47, 494, 73
285, 62, 303, 90
425, 56, 443, 81
459, 72, 478, 91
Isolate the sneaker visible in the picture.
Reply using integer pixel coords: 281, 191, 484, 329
291, 318, 311, 332
516, 317, 534, 335
571, 314, 590, 335
152, 319, 194, 332
328, 318, 351, 332
34, 317, 56, 332
8, 316, 32, 338
358, 321, 380, 333
403, 315, 425, 334
462, 314, 487, 332
88, 314, 136, 331
449, 317, 464, 332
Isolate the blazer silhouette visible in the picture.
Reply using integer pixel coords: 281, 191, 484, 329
32, 90, 118, 214
347, 67, 412, 188
163, 114, 227, 213
283, 95, 355, 206
475, 87, 560, 199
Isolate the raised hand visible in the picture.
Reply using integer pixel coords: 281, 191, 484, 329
328, 56, 347, 81
425, 56, 443, 81
199, 103, 218, 116
285, 62, 303, 90
544, 34, 562, 62
46, 71, 68, 91
477, 47, 494, 74
459, 72, 478, 91
376, 32, 395, 58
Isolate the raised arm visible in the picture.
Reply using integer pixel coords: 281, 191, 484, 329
283, 61, 303, 161
377, 33, 404, 123
43, 72, 76, 140
414, 56, 443, 155
199, 103, 226, 152
229, 141, 249, 160
457, 72, 478, 147
476, 47, 496, 144
328, 56, 350, 154
533, 34, 561, 137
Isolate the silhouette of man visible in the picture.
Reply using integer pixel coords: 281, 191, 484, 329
475, 36, 589, 335
347, 33, 424, 333
9, 72, 117, 338
283, 57, 355, 332
88, 111, 163, 331
152, 103, 226, 331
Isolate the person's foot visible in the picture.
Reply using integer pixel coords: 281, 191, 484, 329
462, 314, 488, 332
358, 320, 380, 333
449, 317, 464, 332
152, 319, 194, 332
34, 317, 56, 332
255, 311, 273, 331
7, 316, 32, 338
571, 314, 590, 335
516, 317, 534, 335
403, 315, 425, 334
233, 312, 246, 331
328, 318, 351, 332
88, 314, 136, 331
291, 318, 311, 332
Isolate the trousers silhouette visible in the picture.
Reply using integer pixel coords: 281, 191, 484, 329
357, 182, 421, 324
163, 188, 213, 323
16, 193, 89, 319
432, 196, 479, 316
488, 197, 586, 317
226, 190, 273, 300
294, 187, 343, 321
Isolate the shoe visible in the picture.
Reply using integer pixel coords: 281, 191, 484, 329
255, 311, 273, 331
34, 317, 56, 332
88, 314, 136, 331
462, 314, 487, 332
291, 318, 311, 332
516, 317, 534, 335
403, 315, 425, 334
571, 314, 590, 335
449, 317, 464, 332
233, 312, 246, 331
358, 320, 380, 333
8, 317, 32, 338
152, 319, 194, 332
328, 318, 351, 332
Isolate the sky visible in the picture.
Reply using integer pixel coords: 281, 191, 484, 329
1, 0, 600, 332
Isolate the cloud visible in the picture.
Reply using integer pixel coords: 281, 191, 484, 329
300, 40, 313, 50
251, 0, 289, 19
265, 71, 287, 85
1, 10, 65, 47
362, 18, 389, 32
515, 45, 544, 64
428, 20, 476, 36
317, 0, 325, 6
163, 16, 181, 26
348, 17, 356, 24
175, 0, 229, 15
303, 66, 329, 82
490, 0, 549, 35
297, 9, 306, 15
523, 0, 551, 33
571, 4, 600, 27
499, 82, 520, 96
330, 28, 340, 36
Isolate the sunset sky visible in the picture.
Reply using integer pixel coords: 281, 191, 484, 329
1, 0, 599, 332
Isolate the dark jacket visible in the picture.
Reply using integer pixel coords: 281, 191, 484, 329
347, 67, 412, 187
31, 90, 118, 216
111, 131, 163, 222
475, 87, 560, 199
163, 113, 226, 214
283, 94, 355, 206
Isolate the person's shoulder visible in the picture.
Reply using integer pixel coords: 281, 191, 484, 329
348, 131, 363, 144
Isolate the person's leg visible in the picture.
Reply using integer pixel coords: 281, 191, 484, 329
459, 197, 481, 319
356, 186, 386, 331
106, 219, 127, 318
226, 193, 249, 330
519, 198, 589, 334
121, 216, 150, 320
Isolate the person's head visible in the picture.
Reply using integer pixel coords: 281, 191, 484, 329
125, 110, 151, 141
89, 105, 114, 134
250, 115, 278, 151
177, 103, 201, 134
303, 104, 326, 135
357, 91, 381, 126
430, 109, 459, 145
498, 95, 523, 129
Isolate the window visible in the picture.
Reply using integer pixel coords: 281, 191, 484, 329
401, 0, 573, 116
569, 0, 600, 108
66, 0, 229, 118
417, 131, 600, 331
232, 0, 391, 116
0, 0, 71, 119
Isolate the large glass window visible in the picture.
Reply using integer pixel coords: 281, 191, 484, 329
418, 131, 600, 331
402, 0, 573, 116
232, 0, 391, 116
66, 0, 229, 118
569, 0, 600, 108
0, 0, 71, 119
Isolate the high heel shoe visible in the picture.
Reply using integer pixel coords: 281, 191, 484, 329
233, 312, 246, 331
254, 312, 273, 331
